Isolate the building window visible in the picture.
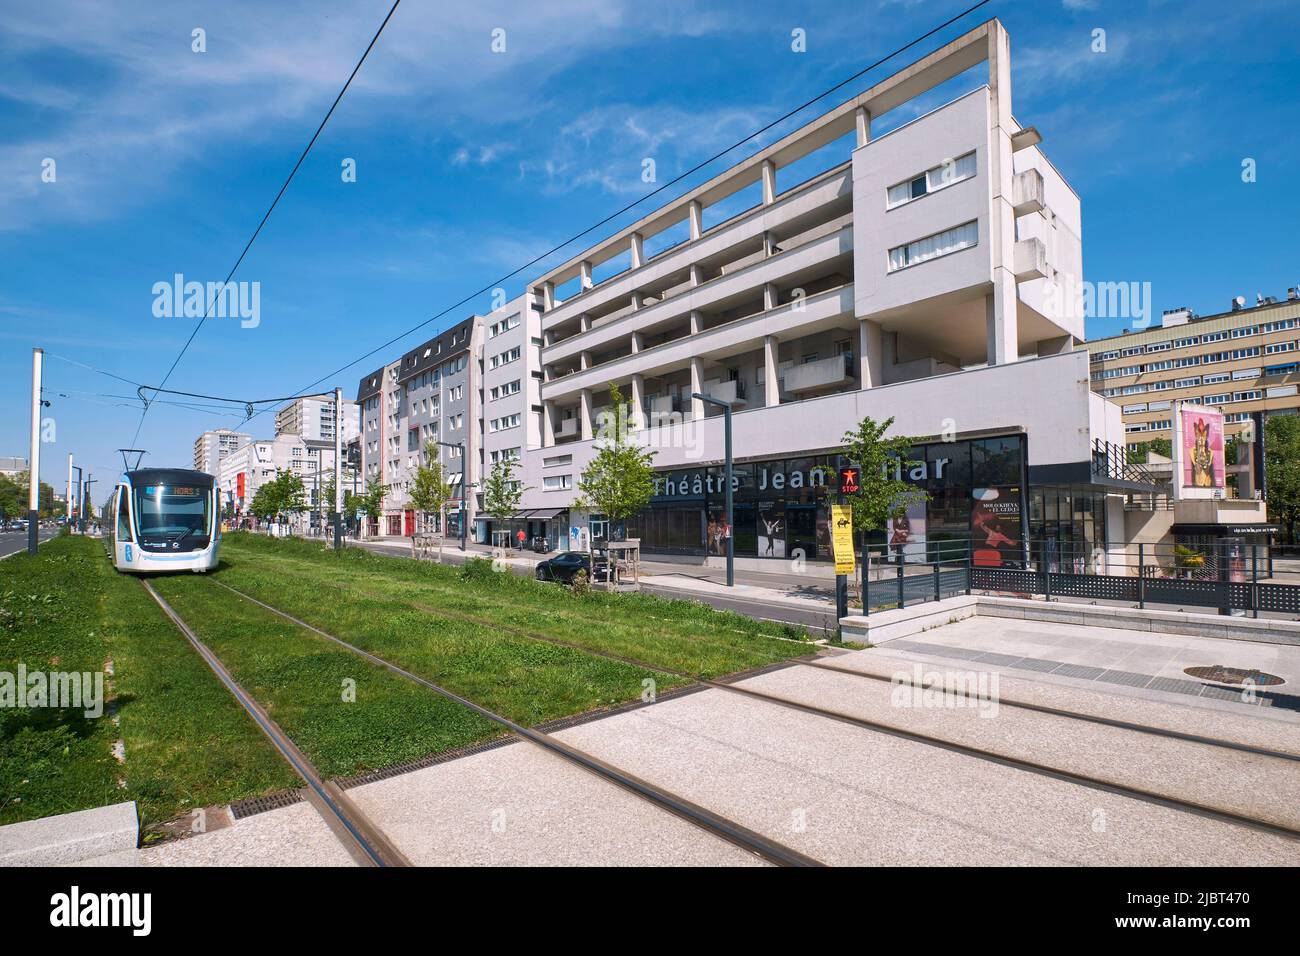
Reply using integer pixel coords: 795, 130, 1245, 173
887, 221, 978, 272
543, 474, 572, 491
489, 380, 521, 401
489, 315, 520, 338
886, 152, 977, 209
490, 346, 521, 369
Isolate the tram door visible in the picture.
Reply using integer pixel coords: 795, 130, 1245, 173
114, 490, 136, 567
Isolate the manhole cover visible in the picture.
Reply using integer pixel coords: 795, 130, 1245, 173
1183, 665, 1285, 687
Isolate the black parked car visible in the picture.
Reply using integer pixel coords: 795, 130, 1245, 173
535, 552, 605, 584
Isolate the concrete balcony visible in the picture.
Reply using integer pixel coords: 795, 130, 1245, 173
520, 350, 1118, 508
701, 378, 748, 406
648, 394, 680, 417
1013, 237, 1048, 281
543, 224, 853, 367
541, 165, 852, 333
541, 284, 855, 403
555, 418, 579, 441
1012, 168, 1044, 217
783, 353, 855, 395
883, 355, 961, 386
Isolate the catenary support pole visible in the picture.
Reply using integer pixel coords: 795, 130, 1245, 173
27, 348, 42, 555
333, 387, 343, 551
66, 453, 73, 528
690, 391, 734, 586
723, 402, 733, 588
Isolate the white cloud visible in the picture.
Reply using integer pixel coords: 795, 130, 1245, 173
0, 0, 738, 232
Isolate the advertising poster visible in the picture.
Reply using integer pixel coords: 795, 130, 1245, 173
757, 500, 785, 558
887, 499, 927, 563
971, 486, 1022, 568
1181, 407, 1225, 489
830, 504, 855, 575
706, 509, 727, 556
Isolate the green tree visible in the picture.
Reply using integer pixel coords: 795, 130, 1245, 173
481, 456, 528, 550
321, 476, 363, 534
249, 470, 306, 527
1130, 437, 1172, 462
408, 443, 452, 538
0, 472, 56, 520
1265, 415, 1300, 543
358, 477, 386, 537
573, 383, 657, 542
840, 416, 929, 566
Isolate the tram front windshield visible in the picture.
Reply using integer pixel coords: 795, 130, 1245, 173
133, 483, 212, 545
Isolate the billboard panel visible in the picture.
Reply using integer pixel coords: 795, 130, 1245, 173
1181, 407, 1225, 489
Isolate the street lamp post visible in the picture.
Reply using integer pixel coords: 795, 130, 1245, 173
691, 391, 734, 587
71, 465, 83, 533
82, 478, 96, 532
435, 440, 467, 551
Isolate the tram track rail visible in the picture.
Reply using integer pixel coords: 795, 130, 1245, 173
253, 571, 1300, 764
140, 579, 411, 868
182, 577, 821, 867
210, 574, 1300, 844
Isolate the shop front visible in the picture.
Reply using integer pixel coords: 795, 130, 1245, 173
477, 508, 568, 552
624, 434, 1051, 567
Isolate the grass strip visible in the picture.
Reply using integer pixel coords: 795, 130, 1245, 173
205, 543, 692, 724
221, 533, 814, 679
149, 573, 505, 778
1, 536, 298, 833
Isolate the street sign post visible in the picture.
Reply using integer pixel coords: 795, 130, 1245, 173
833, 463, 860, 622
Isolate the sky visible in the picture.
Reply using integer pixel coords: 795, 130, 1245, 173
1, 0, 1298, 495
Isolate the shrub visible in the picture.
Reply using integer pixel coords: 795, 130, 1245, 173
570, 569, 590, 596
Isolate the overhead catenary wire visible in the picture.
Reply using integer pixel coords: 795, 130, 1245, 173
129, 0, 404, 449
237, 0, 993, 428
78, 0, 990, 438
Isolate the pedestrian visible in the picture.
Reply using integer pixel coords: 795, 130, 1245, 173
516, 528, 525, 551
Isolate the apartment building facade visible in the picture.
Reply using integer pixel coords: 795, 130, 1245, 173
215, 433, 343, 515
1086, 292, 1300, 452
350, 19, 1268, 567
0, 456, 28, 478
193, 428, 251, 476
499, 18, 1137, 568
355, 314, 488, 536
274, 393, 360, 445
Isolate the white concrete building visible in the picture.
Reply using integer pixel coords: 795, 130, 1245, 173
508, 18, 1134, 566
216, 433, 345, 520
193, 429, 250, 476
274, 393, 359, 444
345, 19, 1177, 568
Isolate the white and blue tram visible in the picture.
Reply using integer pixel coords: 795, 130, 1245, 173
103, 468, 220, 573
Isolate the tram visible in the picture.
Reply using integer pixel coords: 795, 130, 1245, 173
103, 468, 220, 573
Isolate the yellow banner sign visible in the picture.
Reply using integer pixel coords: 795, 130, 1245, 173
830, 504, 855, 576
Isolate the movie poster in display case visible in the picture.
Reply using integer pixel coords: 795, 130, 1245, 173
971, 486, 1022, 568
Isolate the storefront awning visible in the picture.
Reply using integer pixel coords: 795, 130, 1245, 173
524, 508, 566, 520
